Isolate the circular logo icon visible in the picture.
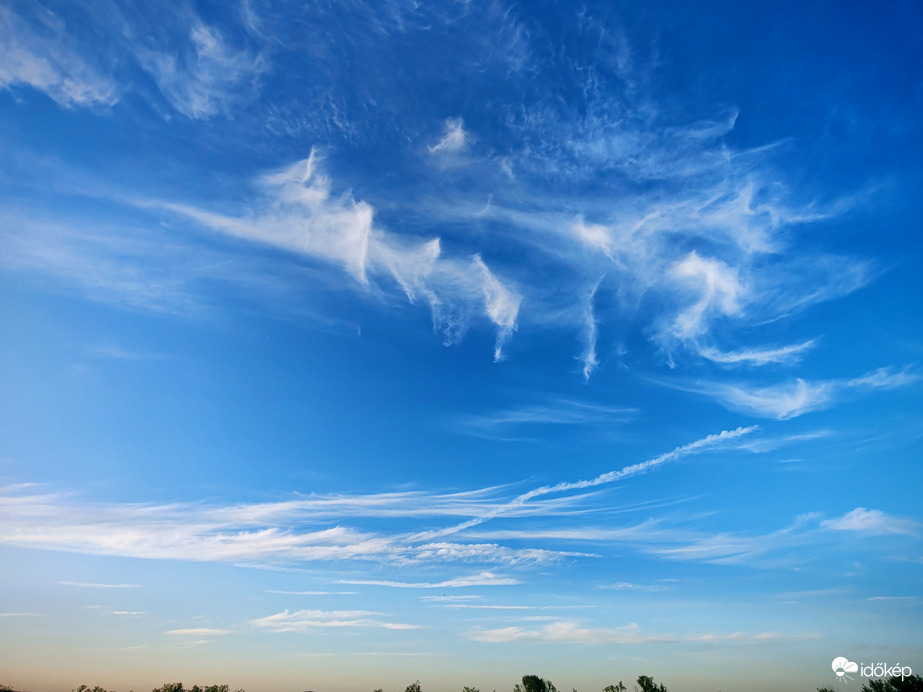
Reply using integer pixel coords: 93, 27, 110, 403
832, 657, 859, 678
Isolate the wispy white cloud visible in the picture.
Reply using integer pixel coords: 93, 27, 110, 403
1, 495, 918, 583
207, 488, 511, 523
166, 628, 231, 636
338, 571, 520, 589
429, 118, 469, 154
466, 521, 665, 543
444, 603, 594, 611
0, 4, 265, 119
410, 425, 756, 541
732, 429, 832, 453
148, 152, 521, 358
470, 520, 776, 565
455, 397, 637, 436
822, 508, 919, 536
0, 612, 47, 617
771, 587, 851, 600
137, 21, 265, 119
515, 426, 756, 502
266, 590, 358, 596
581, 279, 602, 380
405, 542, 592, 564
6, 497, 399, 563
0, 5, 118, 108
466, 620, 817, 645
685, 379, 833, 420
470, 506, 920, 569
649, 531, 790, 564
599, 582, 668, 592
1, 0, 885, 389
847, 367, 921, 390
403, 28, 878, 375
2, 429, 913, 579
698, 340, 817, 367
0, 429, 751, 572
251, 609, 417, 632
644, 508, 923, 566
670, 251, 743, 342
572, 216, 615, 260
57, 581, 140, 589
467, 177, 872, 371
0, 484, 584, 569
0, 208, 255, 316
669, 366, 919, 419
475, 254, 521, 360
444, 604, 530, 610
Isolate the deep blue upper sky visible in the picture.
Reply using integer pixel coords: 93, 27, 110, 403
1, 1, 922, 691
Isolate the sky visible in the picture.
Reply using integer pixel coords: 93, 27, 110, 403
1, 1, 922, 691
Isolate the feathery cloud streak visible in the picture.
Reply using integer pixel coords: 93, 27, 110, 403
429, 118, 469, 154
467, 621, 818, 645
1, 1, 878, 378
338, 572, 521, 589
455, 397, 637, 438
5, 488, 900, 572
0, 427, 766, 570
668, 366, 920, 419
137, 21, 265, 119
0, 3, 265, 118
252, 609, 418, 632
57, 581, 141, 589
411, 425, 757, 541
150, 151, 521, 358
0, 4, 117, 108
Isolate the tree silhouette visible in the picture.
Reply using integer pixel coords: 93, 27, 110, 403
635, 676, 667, 692
405, 681, 423, 692
153, 684, 184, 692
518, 675, 557, 692
861, 675, 923, 692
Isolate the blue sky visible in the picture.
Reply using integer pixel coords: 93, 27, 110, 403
1, 1, 922, 691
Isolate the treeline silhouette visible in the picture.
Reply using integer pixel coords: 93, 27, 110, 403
2, 672, 921, 692
818, 675, 923, 692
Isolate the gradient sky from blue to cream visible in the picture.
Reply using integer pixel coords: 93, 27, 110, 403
1, 1, 922, 691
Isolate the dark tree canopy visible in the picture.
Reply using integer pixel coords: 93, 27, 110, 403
151, 683, 240, 692
517, 675, 558, 692
861, 675, 923, 692
635, 676, 667, 692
